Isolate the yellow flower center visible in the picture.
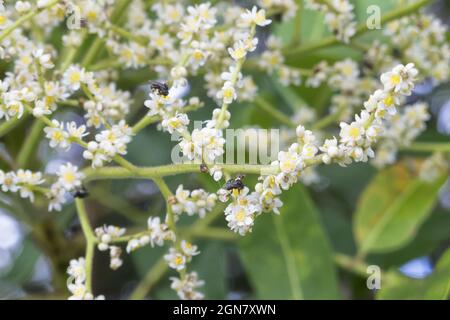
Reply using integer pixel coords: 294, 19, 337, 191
52, 131, 64, 142
348, 126, 360, 139
193, 51, 204, 61
223, 87, 234, 100
383, 94, 394, 106
390, 74, 401, 85
63, 172, 75, 183
235, 209, 246, 222
174, 256, 184, 265
70, 72, 81, 84
87, 11, 97, 22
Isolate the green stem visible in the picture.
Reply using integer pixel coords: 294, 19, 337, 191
132, 104, 202, 135
255, 97, 296, 128
401, 142, 450, 153
0, 0, 60, 42
180, 226, 238, 241
0, 115, 27, 138
312, 106, 345, 130
108, 23, 147, 45
128, 258, 168, 300
283, 0, 431, 57
16, 120, 45, 168
75, 199, 96, 293
83, 164, 277, 182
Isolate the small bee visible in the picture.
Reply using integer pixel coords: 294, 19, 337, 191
150, 81, 169, 96
224, 175, 245, 191
71, 186, 89, 199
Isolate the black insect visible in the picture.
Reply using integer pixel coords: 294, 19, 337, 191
150, 81, 169, 96
71, 186, 89, 199
224, 175, 245, 191
200, 163, 208, 173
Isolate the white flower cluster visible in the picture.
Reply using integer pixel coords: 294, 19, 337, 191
47, 163, 84, 212
83, 120, 133, 168
171, 185, 218, 218
164, 240, 200, 271
385, 12, 450, 84
306, 59, 379, 122
258, 36, 302, 86
217, 64, 418, 236
170, 271, 205, 300
257, 0, 298, 21
95, 225, 126, 270
44, 120, 88, 150
0, 169, 44, 202
126, 216, 174, 253
67, 257, 104, 300
419, 153, 449, 182
305, 0, 356, 43
373, 102, 430, 168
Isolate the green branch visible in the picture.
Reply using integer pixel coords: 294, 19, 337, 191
75, 199, 96, 293
283, 0, 431, 57
0, 0, 61, 42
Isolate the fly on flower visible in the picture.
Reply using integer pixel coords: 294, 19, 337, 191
150, 81, 169, 97
224, 174, 245, 192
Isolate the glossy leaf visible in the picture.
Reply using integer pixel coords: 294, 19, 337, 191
238, 184, 340, 299
354, 164, 446, 255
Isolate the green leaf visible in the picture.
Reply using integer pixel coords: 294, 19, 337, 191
238, 184, 340, 299
354, 164, 446, 255
192, 242, 228, 299
377, 248, 450, 300
2, 238, 40, 285
368, 208, 450, 268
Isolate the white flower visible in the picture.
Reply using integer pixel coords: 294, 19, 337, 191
240, 6, 271, 27
44, 120, 70, 150
320, 138, 340, 164
339, 121, 364, 145
209, 165, 223, 181
181, 240, 200, 258
66, 121, 88, 140
225, 202, 255, 236
164, 247, 187, 271
161, 113, 190, 134
381, 63, 418, 95
278, 149, 303, 174
216, 81, 236, 104
47, 182, 66, 212
33, 100, 52, 117
0, 171, 18, 192
56, 163, 84, 191
62, 65, 86, 91
170, 272, 204, 300
15, 1, 31, 13
228, 41, 247, 60
33, 48, 54, 69
147, 216, 171, 247
67, 257, 86, 282
37, 0, 50, 8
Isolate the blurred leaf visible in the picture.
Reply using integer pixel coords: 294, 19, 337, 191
2, 238, 40, 285
354, 164, 446, 255
238, 184, 340, 299
193, 242, 228, 299
377, 248, 450, 300
369, 207, 450, 268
